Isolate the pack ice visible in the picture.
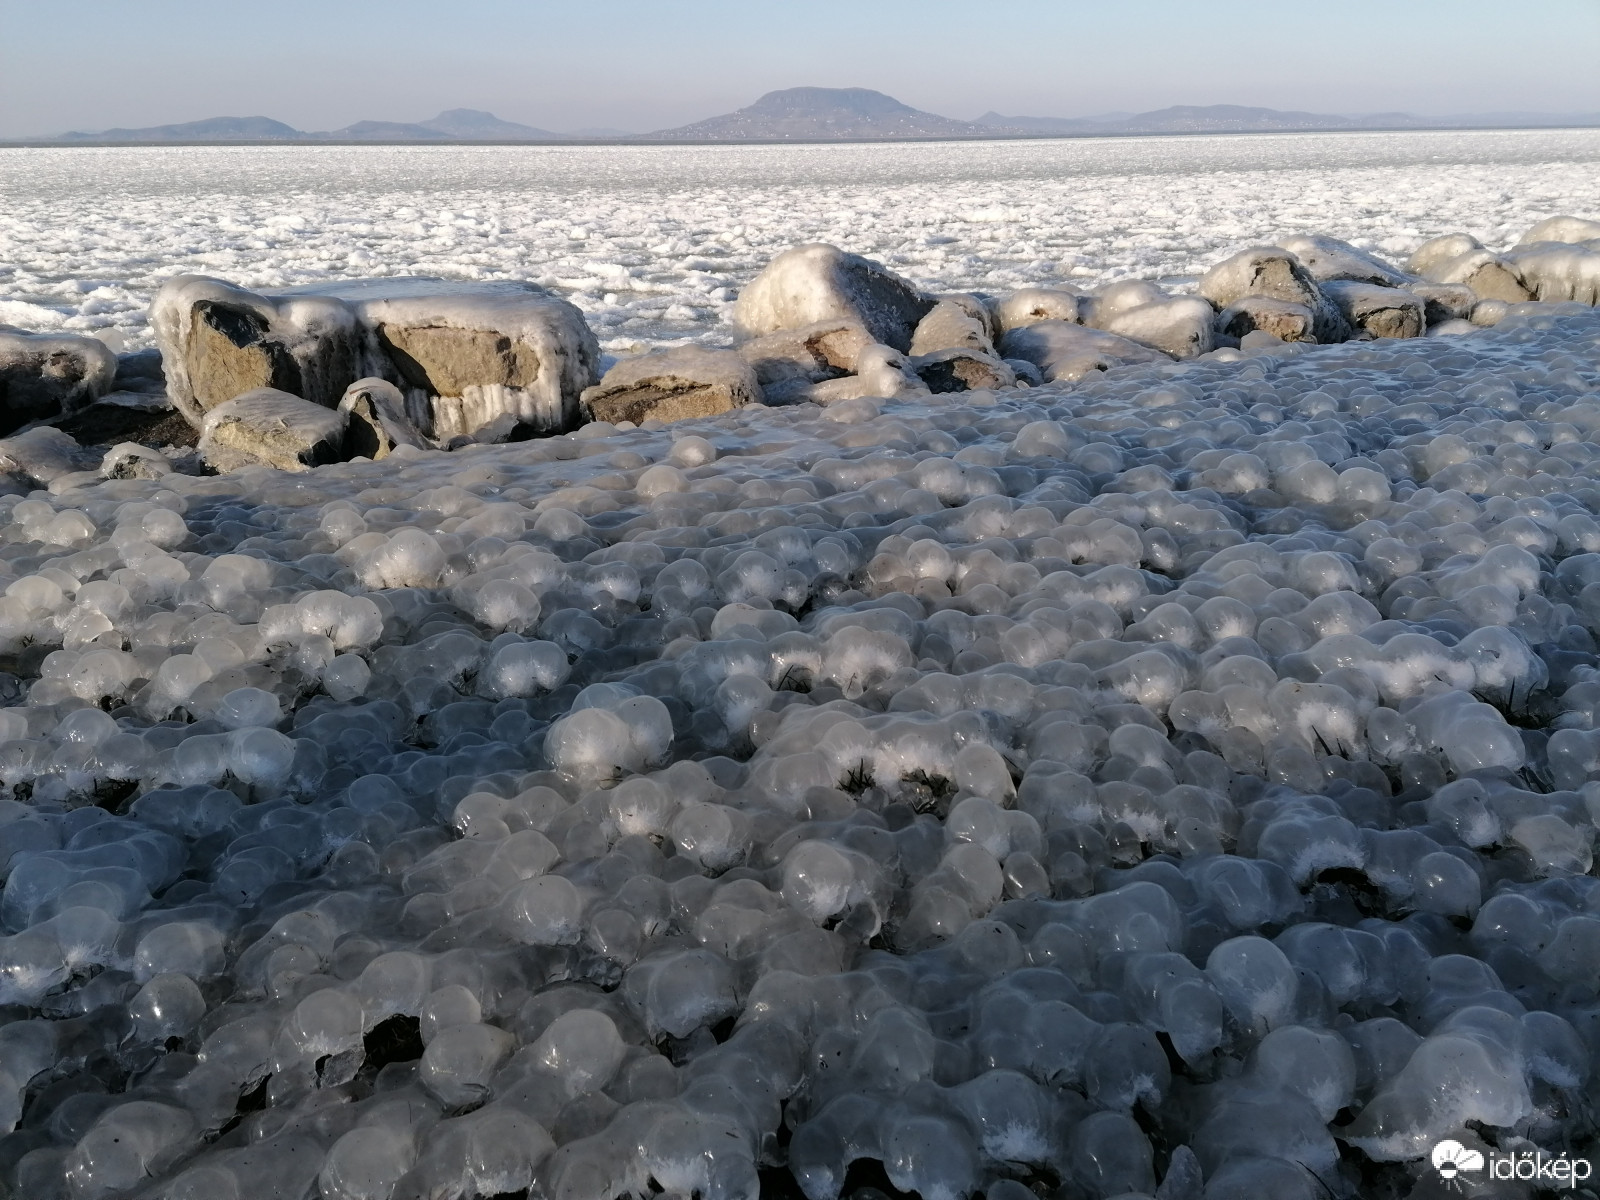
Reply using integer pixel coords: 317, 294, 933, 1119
5, 278, 1600, 1198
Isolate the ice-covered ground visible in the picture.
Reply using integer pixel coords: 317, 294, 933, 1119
2, 129, 1599, 355
3, 303, 1600, 1198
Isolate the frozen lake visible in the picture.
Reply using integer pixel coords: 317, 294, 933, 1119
2, 128, 1599, 354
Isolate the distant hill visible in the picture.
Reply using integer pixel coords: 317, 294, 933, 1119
52, 110, 569, 144
645, 87, 986, 141
415, 109, 561, 140
57, 115, 305, 142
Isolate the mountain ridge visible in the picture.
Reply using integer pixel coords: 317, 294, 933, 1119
31, 91, 1600, 145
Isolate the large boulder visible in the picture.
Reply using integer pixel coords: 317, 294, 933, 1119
1407, 234, 1531, 303
1087, 281, 1215, 359
1320, 281, 1425, 339
734, 245, 934, 352
1277, 235, 1411, 286
1197, 248, 1350, 342
909, 299, 995, 357
998, 321, 1168, 383
152, 276, 600, 439
991, 288, 1084, 333
1517, 216, 1600, 246
300, 278, 600, 440
150, 276, 360, 427
0, 328, 118, 433
737, 319, 874, 385
1216, 297, 1317, 344
1503, 242, 1600, 306
198, 388, 348, 473
337, 378, 428, 460
580, 346, 760, 425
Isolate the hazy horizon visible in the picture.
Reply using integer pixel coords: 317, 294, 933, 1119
1, 0, 1597, 139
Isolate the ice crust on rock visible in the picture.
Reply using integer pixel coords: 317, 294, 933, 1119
6, 274, 1600, 1199
0, 327, 118, 433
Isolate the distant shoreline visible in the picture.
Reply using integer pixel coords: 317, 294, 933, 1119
6, 121, 1600, 150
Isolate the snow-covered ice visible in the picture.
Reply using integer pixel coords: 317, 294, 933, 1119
2, 129, 1598, 357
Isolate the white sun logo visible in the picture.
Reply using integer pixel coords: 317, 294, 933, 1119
1432, 1139, 1486, 1186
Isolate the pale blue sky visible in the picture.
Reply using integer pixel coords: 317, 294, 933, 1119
2, 0, 1597, 137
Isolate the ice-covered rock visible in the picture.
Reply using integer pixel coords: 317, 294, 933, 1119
0, 327, 118, 433
1320, 280, 1425, 338
1407, 233, 1532, 303
1404, 281, 1478, 325
336, 377, 428, 459
734, 244, 934, 351
198, 386, 348, 472
1504, 240, 1600, 305
580, 345, 760, 425
737, 319, 874, 385
990, 287, 1085, 333
297, 277, 601, 440
909, 298, 996, 357
153, 275, 600, 439
1216, 296, 1317, 343
1087, 281, 1216, 358
908, 348, 1018, 393
1516, 214, 1600, 245
150, 275, 361, 427
99, 442, 172, 480
809, 342, 929, 403
0, 426, 98, 488
998, 319, 1169, 381
1198, 246, 1351, 342
1277, 234, 1411, 286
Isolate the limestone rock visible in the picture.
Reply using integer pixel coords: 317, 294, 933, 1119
1404, 282, 1477, 325
1503, 242, 1600, 306
199, 388, 348, 473
809, 344, 929, 404
909, 299, 995, 356
1517, 216, 1600, 246
1197, 247, 1350, 342
734, 244, 933, 352
153, 276, 600, 440
998, 321, 1169, 383
1407, 234, 1531, 303
1088, 282, 1215, 359
909, 348, 1017, 393
1277, 235, 1410, 286
580, 346, 760, 426
737, 320, 873, 384
1216, 297, 1317, 343
0, 327, 118, 433
337, 378, 428, 460
1320, 281, 1425, 339
294, 278, 600, 441
100, 443, 173, 480
150, 276, 360, 427
991, 288, 1083, 333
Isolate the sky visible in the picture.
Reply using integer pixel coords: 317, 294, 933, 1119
1, 0, 1598, 137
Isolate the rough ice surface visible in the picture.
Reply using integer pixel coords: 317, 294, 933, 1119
0, 301, 1598, 1198
3, 130, 1600, 355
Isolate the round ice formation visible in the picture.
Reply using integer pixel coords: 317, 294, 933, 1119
1, 307, 1600, 1197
